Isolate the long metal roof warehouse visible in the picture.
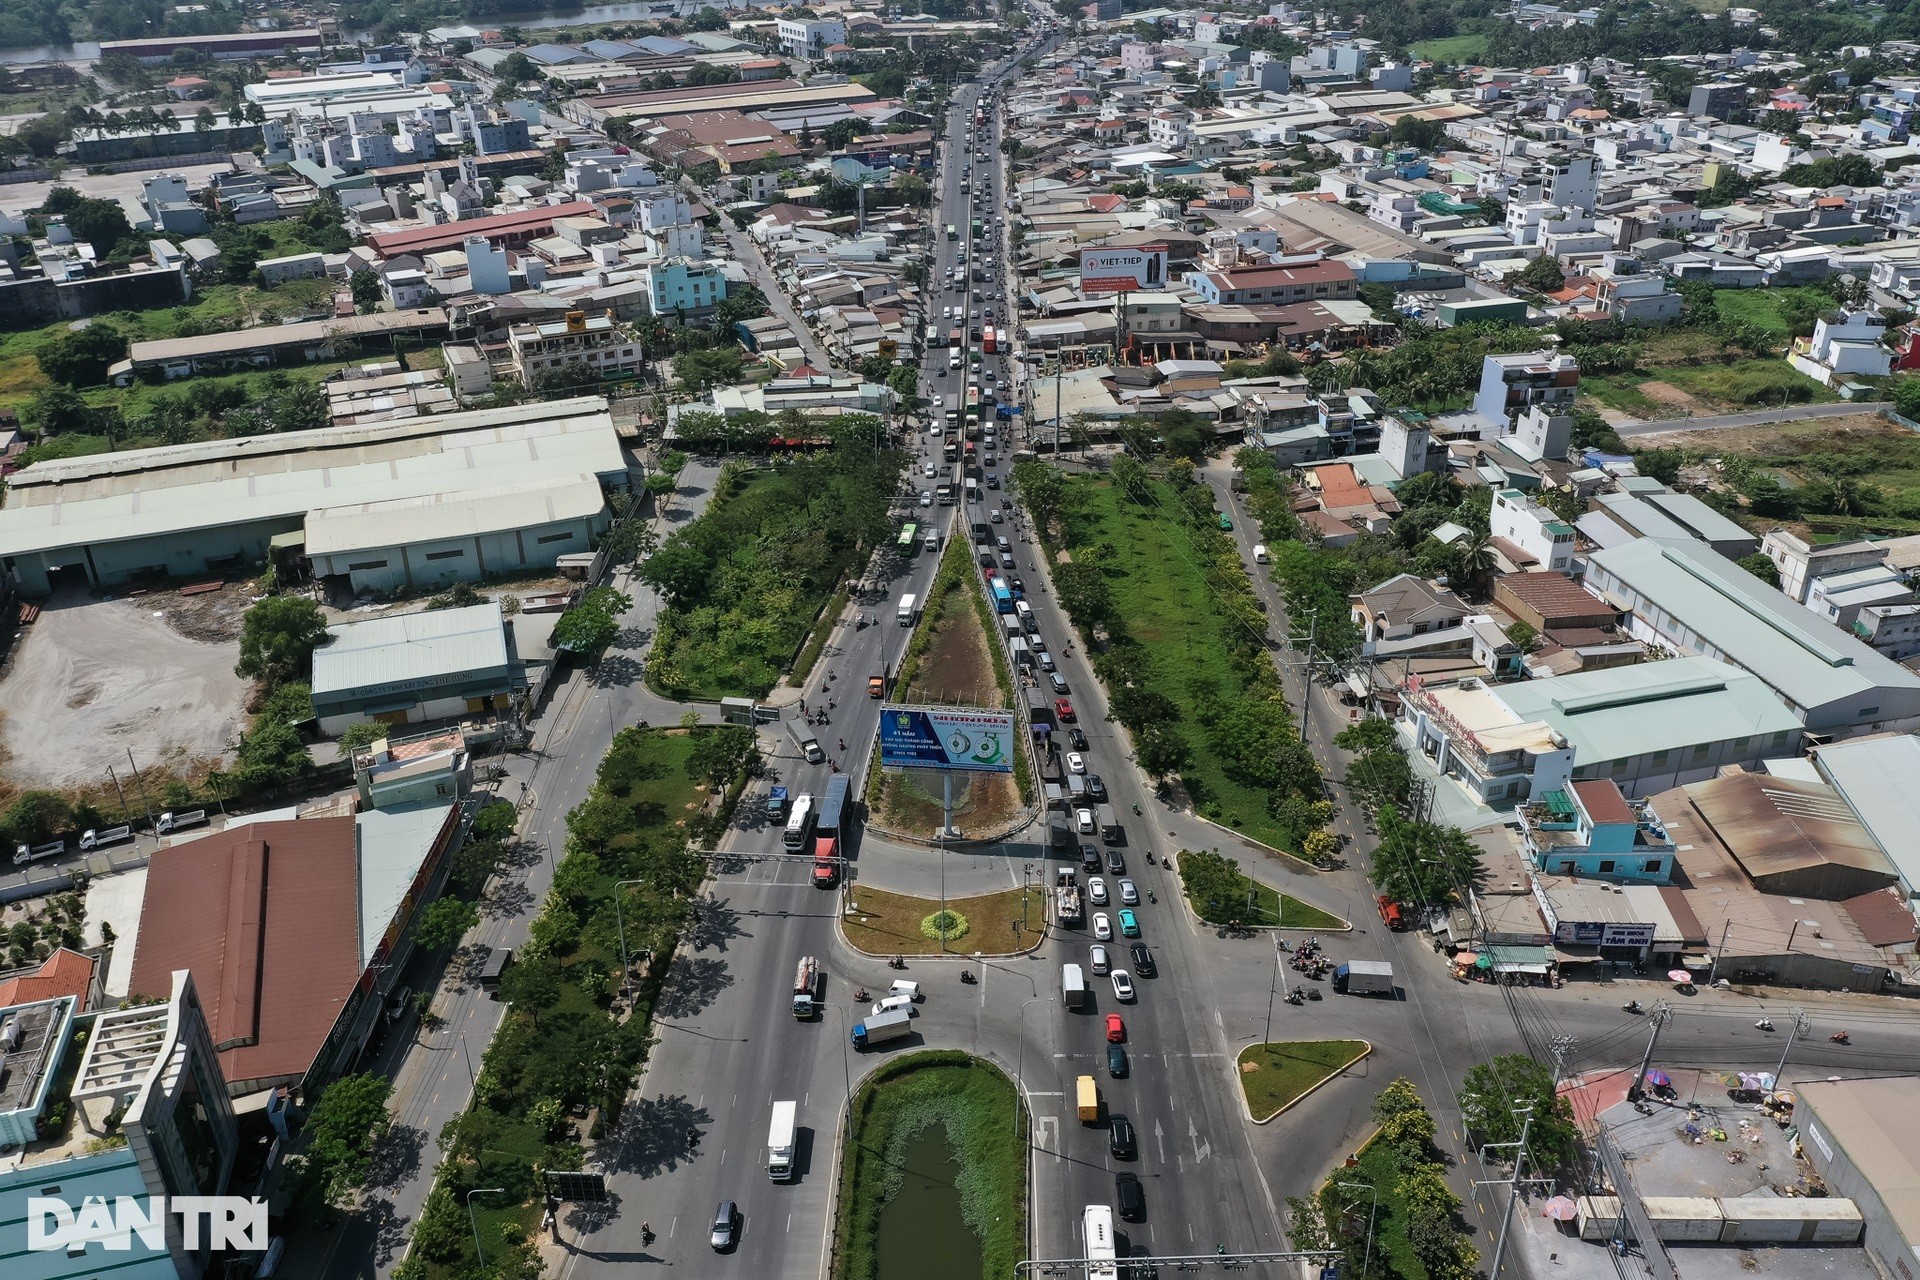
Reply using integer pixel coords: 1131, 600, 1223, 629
0, 397, 630, 596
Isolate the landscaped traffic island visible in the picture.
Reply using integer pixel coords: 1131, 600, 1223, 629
1237, 1039, 1370, 1122
832, 1051, 1026, 1280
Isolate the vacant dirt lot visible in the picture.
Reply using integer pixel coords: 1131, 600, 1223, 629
1648, 412, 1893, 454
0, 589, 250, 790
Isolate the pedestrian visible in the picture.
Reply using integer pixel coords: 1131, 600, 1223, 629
839, 738, 847, 751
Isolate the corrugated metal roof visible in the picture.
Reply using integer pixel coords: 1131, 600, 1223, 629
313, 602, 510, 697
0, 398, 622, 560
305, 474, 605, 556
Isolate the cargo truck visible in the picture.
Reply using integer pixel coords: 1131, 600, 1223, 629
766, 785, 789, 823
79, 825, 134, 851
792, 956, 819, 1018
1076, 1075, 1100, 1122
1333, 960, 1396, 996
155, 810, 206, 835
1055, 871, 1083, 926
767, 1100, 798, 1181
787, 718, 824, 765
898, 593, 918, 626
1061, 961, 1090, 1009
1096, 803, 1122, 844
851, 1006, 914, 1050
12, 840, 64, 865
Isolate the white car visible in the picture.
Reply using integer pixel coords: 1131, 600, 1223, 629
1092, 912, 1113, 940
1089, 943, 1110, 974
1067, 751, 1086, 775
919, 491, 933, 507
1087, 876, 1108, 905
1118, 877, 1139, 905
1075, 807, 1095, 834
1111, 970, 1135, 1002
924, 462, 937, 477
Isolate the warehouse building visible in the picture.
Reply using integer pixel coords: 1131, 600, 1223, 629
311, 603, 523, 734
1797, 1077, 1920, 1276
0, 398, 629, 596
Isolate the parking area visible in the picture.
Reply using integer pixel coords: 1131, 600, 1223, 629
0, 588, 250, 790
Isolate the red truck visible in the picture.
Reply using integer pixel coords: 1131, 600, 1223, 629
813, 834, 839, 887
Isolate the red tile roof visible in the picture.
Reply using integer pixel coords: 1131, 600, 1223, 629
0, 946, 95, 1008
365, 201, 597, 258
130, 817, 363, 1091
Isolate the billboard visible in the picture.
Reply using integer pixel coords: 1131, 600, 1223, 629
878, 705, 1018, 773
1079, 246, 1166, 295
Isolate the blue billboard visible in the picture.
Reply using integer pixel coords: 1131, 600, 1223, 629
877, 705, 1017, 773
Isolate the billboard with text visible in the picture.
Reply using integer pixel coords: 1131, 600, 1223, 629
1079, 246, 1167, 295
877, 705, 1017, 773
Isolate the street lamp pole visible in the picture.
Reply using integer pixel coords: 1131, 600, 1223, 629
1262, 932, 1284, 1047
467, 1187, 506, 1267
1338, 1180, 1381, 1280
613, 878, 649, 1002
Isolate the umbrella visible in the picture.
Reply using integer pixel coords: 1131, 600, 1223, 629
1668, 969, 1694, 983
1645, 1070, 1673, 1088
1544, 1197, 1580, 1222
1770, 1090, 1796, 1106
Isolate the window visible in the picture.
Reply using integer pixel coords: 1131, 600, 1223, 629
1860, 705, 1880, 718
1644, 859, 1663, 873
1597, 860, 1615, 874
424, 549, 465, 561
348, 559, 389, 571
1650, 748, 1670, 765
536, 531, 576, 544
1610, 758, 1627, 775
1693, 743, 1711, 759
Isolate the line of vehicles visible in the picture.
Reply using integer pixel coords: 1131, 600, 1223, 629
12, 808, 208, 865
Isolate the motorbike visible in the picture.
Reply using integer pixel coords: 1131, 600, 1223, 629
1286, 991, 1304, 1006
889, 955, 906, 970
1831, 1031, 1851, 1044
1146, 888, 1156, 903
1623, 1001, 1643, 1014
1306, 986, 1322, 1001
960, 970, 978, 985
854, 988, 870, 1003
1755, 1019, 1775, 1031
1132, 803, 1142, 816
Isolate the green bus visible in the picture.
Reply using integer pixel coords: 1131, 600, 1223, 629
971, 218, 983, 238
945, 224, 958, 241
898, 522, 920, 552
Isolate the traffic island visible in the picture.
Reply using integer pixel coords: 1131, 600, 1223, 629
1236, 1039, 1370, 1122
1179, 849, 1346, 931
844, 884, 1045, 955
831, 1051, 1026, 1280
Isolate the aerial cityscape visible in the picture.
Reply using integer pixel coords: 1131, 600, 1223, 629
0, 2, 1918, 1279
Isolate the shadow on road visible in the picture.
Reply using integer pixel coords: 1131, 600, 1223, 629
366, 1122, 430, 1190
600, 1093, 711, 1177
654, 955, 734, 1020
685, 895, 748, 953
590, 650, 645, 689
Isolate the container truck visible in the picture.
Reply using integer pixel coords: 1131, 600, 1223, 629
767, 1100, 798, 1181
1096, 804, 1122, 844
1333, 960, 1396, 996
792, 956, 820, 1018
1076, 1075, 1100, 1122
851, 1006, 914, 1050
786, 718, 824, 764
897, 593, 918, 626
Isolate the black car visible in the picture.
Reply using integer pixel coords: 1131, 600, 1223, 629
1109, 1113, 1136, 1160
1129, 943, 1156, 977
1108, 1043, 1128, 1077
987, 475, 1001, 489
1080, 843, 1102, 872
1116, 1171, 1145, 1221
1067, 726, 1088, 752
1086, 774, 1108, 802
1008, 574, 1026, 593
1106, 849, 1125, 875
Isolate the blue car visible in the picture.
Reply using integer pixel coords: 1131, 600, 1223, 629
1118, 909, 1140, 938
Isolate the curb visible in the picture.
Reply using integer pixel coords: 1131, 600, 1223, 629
1239, 1039, 1374, 1125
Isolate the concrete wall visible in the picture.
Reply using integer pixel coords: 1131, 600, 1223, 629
9, 517, 296, 594
1798, 1099, 1911, 1275
311, 511, 606, 595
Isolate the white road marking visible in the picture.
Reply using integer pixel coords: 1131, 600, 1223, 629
1189, 1116, 1211, 1163
1036, 1115, 1061, 1161
670, 1216, 677, 1238
1155, 1117, 1166, 1163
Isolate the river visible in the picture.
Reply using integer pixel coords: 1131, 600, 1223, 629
872, 1124, 983, 1280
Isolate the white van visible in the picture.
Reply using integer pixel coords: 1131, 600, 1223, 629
1254, 544, 1270, 564
871, 994, 916, 1017
923, 530, 939, 552
888, 979, 922, 1002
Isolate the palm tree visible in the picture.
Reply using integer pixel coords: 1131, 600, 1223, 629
1454, 531, 1497, 595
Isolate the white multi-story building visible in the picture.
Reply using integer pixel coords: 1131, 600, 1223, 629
776, 16, 846, 59
1491, 488, 1576, 573
507, 311, 647, 385
642, 258, 726, 317
1788, 310, 1892, 387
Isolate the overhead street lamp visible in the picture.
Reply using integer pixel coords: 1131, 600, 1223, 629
467, 1187, 506, 1268
613, 877, 651, 1002
1338, 1180, 1381, 1280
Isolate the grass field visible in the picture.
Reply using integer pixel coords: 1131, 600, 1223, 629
1060, 477, 1310, 851
1237, 1040, 1369, 1121
1582, 358, 1830, 418
1409, 33, 1488, 64
833, 1053, 1026, 1280
1712, 285, 1835, 336
843, 883, 1046, 956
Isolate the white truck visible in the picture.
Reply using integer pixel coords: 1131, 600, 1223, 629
155, 810, 208, 835
786, 718, 824, 765
12, 840, 64, 866
79, 825, 134, 851
767, 1100, 798, 1181
898, 593, 918, 626
1334, 960, 1396, 996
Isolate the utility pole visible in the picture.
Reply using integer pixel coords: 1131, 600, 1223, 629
1774, 1009, 1807, 1085
1626, 1002, 1671, 1101
1478, 1103, 1557, 1280
1297, 608, 1318, 742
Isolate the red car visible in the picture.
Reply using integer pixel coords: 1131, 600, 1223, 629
1105, 1012, 1126, 1043
1056, 698, 1077, 722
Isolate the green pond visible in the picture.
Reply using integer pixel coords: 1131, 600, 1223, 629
873, 1124, 984, 1280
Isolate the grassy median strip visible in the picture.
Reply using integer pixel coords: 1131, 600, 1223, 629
843, 883, 1047, 956
832, 1051, 1026, 1280
1180, 849, 1344, 931
1237, 1040, 1369, 1121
